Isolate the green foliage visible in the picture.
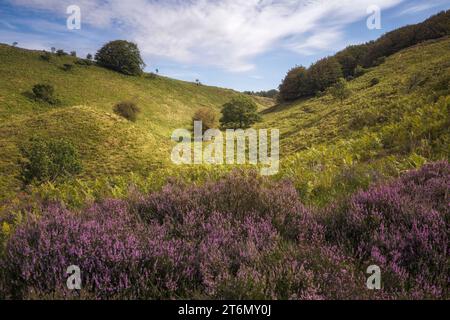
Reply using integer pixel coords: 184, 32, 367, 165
56, 49, 67, 57
113, 101, 141, 122
354, 65, 367, 78
220, 96, 261, 129
19, 136, 82, 185
193, 107, 218, 133
75, 59, 93, 66
95, 40, 145, 76
86, 53, 93, 60
32, 83, 56, 104
328, 78, 351, 103
62, 63, 74, 72
370, 78, 380, 87
278, 66, 310, 101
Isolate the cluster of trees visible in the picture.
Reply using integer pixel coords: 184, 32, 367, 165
279, 10, 450, 102
243, 89, 278, 99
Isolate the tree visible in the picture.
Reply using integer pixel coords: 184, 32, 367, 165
193, 108, 217, 133
95, 40, 145, 76
56, 49, 67, 56
328, 78, 351, 104
70, 51, 77, 57
19, 137, 82, 185
308, 57, 343, 93
220, 96, 261, 129
51, 47, 56, 54
12, 42, 18, 47
278, 66, 311, 101
86, 53, 93, 60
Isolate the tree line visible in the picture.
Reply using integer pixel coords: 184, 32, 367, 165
278, 10, 450, 102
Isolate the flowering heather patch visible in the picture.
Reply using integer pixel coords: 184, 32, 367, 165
324, 161, 449, 299
0, 164, 448, 299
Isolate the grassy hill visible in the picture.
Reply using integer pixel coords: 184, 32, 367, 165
0, 44, 258, 200
0, 38, 449, 206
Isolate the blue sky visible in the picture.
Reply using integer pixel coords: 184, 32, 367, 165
1, 0, 449, 92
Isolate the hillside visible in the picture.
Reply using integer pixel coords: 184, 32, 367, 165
0, 44, 259, 200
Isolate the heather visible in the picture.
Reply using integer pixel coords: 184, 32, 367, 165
1, 163, 448, 299
323, 161, 449, 299
0, 171, 364, 300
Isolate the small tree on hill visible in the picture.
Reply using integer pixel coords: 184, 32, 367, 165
328, 78, 351, 104
95, 40, 145, 76
220, 96, 261, 129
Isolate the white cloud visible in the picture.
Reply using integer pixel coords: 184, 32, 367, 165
8, 0, 404, 71
398, 1, 446, 16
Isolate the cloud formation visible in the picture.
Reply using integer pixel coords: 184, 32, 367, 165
9, 0, 404, 71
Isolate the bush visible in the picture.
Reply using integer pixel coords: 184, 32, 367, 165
32, 84, 56, 104
19, 137, 83, 185
354, 65, 367, 77
308, 57, 343, 93
1, 171, 363, 299
113, 101, 141, 122
324, 162, 449, 299
278, 66, 310, 101
192, 108, 217, 133
370, 78, 380, 87
70, 51, 77, 57
75, 59, 93, 66
328, 78, 351, 103
95, 40, 145, 76
56, 49, 67, 56
62, 64, 74, 72
220, 96, 261, 129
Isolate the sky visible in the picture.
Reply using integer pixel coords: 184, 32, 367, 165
1, 0, 449, 92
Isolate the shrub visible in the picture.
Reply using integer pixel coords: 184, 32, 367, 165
32, 84, 56, 104
354, 65, 367, 77
75, 59, 92, 66
1, 171, 362, 299
192, 108, 217, 133
70, 51, 77, 57
56, 49, 67, 56
95, 40, 145, 76
370, 78, 380, 87
220, 96, 261, 129
40, 51, 51, 62
19, 137, 83, 185
113, 101, 141, 122
323, 162, 450, 299
62, 64, 74, 72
